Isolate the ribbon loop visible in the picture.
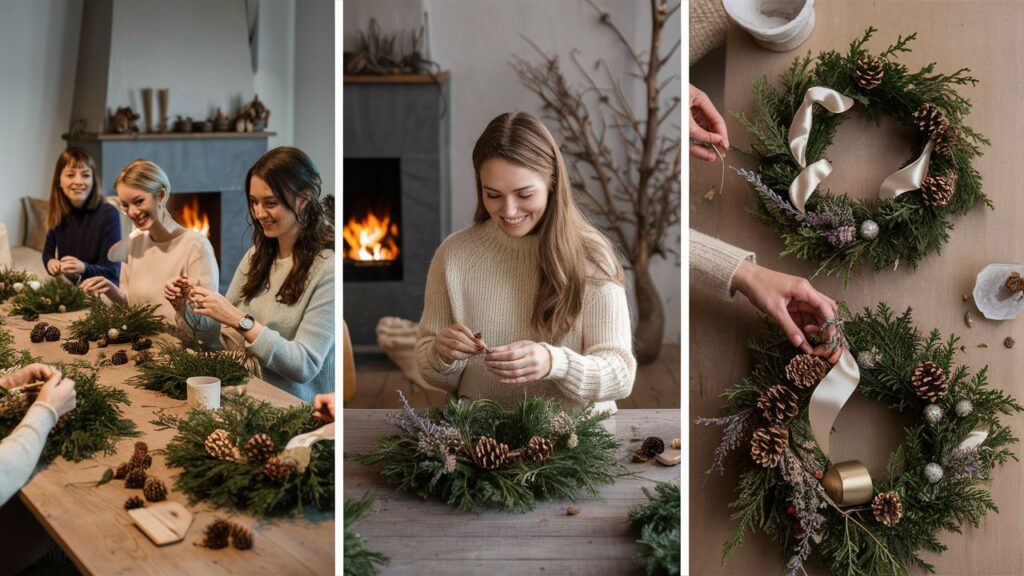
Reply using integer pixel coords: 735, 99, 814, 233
790, 159, 834, 214
789, 87, 856, 167
809, 348, 860, 457
879, 139, 935, 200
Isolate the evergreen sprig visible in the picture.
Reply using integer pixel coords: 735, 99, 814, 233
351, 394, 622, 512
704, 303, 1021, 575
127, 342, 256, 399
629, 482, 681, 576
344, 496, 390, 576
155, 394, 334, 517
9, 277, 89, 320
69, 299, 166, 342
0, 268, 36, 303
736, 28, 989, 281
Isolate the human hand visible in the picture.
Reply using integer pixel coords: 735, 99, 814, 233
689, 83, 729, 162
35, 369, 77, 418
80, 275, 117, 297
164, 274, 193, 306
188, 285, 241, 326
433, 323, 487, 364
46, 259, 62, 276
59, 256, 86, 275
484, 340, 552, 384
312, 393, 336, 422
0, 363, 58, 390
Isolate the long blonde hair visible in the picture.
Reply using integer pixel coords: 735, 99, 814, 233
472, 112, 624, 341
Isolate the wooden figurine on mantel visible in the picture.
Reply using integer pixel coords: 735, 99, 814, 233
236, 95, 270, 132
108, 106, 140, 134
213, 108, 231, 132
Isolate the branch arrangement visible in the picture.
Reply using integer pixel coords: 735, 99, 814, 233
127, 342, 256, 400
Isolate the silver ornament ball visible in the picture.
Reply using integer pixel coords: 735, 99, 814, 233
955, 399, 974, 417
12, 282, 24, 293
924, 462, 944, 483
58, 304, 67, 313
107, 328, 120, 341
859, 219, 880, 240
923, 403, 944, 425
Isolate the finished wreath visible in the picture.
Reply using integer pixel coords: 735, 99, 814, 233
736, 28, 989, 280
698, 304, 1021, 575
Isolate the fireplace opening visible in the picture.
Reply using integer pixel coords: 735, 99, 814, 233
167, 193, 221, 265
343, 157, 402, 282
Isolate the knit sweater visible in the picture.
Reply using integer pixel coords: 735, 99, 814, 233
0, 402, 58, 506
43, 202, 121, 284
415, 219, 636, 413
183, 247, 336, 403
690, 230, 755, 299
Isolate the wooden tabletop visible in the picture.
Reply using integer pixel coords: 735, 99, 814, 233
691, 3, 1024, 575
344, 408, 680, 576
2, 308, 334, 575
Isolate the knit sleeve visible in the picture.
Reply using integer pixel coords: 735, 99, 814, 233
0, 402, 58, 507
84, 204, 122, 284
415, 245, 467, 394
690, 230, 756, 300
42, 228, 57, 270
542, 282, 636, 404
172, 235, 222, 347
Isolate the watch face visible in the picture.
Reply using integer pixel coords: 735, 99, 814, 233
239, 315, 255, 330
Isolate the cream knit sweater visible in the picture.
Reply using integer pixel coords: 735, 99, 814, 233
415, 220, 636, 413
0, 402, 58, 506
690, 230, 755, 299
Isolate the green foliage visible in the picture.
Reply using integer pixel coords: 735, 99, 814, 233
69, 300, 167, 342
629, 482, 681, 576
737, 28, 989, 281
9, 277, 90, 320
155, 394, 334, 517
127, 342, 256, 399
0, 269, 36, 303
344, 496, 390, 576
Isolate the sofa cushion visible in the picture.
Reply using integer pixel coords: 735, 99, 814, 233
21, 197, 48, 252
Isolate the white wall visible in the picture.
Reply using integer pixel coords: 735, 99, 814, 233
254, 0, 295, 148
295, 0, 335, 197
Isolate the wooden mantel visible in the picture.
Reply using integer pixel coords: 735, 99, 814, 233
343, 71, 449, 85
62, 131, 277, 141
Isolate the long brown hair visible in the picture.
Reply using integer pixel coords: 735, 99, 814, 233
47, 147, 103, 229
472, 112, 624, 341
242, 146, 333, 305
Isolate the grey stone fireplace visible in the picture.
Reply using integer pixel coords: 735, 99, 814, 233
343, 74, 451, 349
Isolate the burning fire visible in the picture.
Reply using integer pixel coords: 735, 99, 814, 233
343, 209, 400, 261
180, 197, 211, 238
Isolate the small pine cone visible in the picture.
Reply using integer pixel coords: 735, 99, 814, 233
111, 350, 129, 365
473, 436, 510, 470
96, 337, 108, 348
125, 466, 147, 489
757, 385, 800, 424
114, 461, 131, 479
442, 430, 465, 456
230, 524, 254, 550
919, 173, 956, 207
640, 436, 665, 458
632, 446, 652, 463
750, 425, 789, 468
912, 362, 948, 402
523, 435, 554, 463
124, 496, 145, 510
200, 518, 232, 549
204, 429, 241, 461
785, 354, 831, 389
132, 336, 153, 351
135, 441, 149, 453
1006, 272, 1024, 294
129, 450, 152, 471
30, 325, 47, 343
932, 127, 959, 156
913, 103, 950, 140
44, 326, 61, 342
243, 433, 277, 463
872, 491, 904, 526
853, 55, 884, 90
143, 477, 168, 502
61, 339, 90, 355
263, 456, 296, 483
134, 351, 152, 366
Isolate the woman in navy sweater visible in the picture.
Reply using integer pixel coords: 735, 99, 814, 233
42, 148, 121, 284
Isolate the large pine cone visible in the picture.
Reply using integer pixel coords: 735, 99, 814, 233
263, 456, 296, 483
913, 103, 950, 140
111, 350, 129, 365
44, 326, 61, 342
143, 477, 167, 502
204, 429, 240, 461
785, 354, 831, 389
523, 436, 554, 463
757, 385, 800, 424
243, 433, 277, 463
919, 173, 956, 207
912, 361, 948, 402
1006, 272, 1024, 294
125, 467, 147, 489
750, 425, 789, 468
201, 518, 232, 549
62, 339, 90, 355
872, 491, 904, 526
473, 436, 510, 470
853, 55, 884, 90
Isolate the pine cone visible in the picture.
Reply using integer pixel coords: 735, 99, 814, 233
111, 350, 129, 365
204, 429, 240, 461
853, 55, 884, 90
442, 430, 465, 455
785, 354, 831, 389
200, 518, 232, 549
134, 351, 152, 366
263, 456, 296, 483
243, 433, 277, 463
125, 466, 147, 489
0, 393, 28, 418
473, 436, 510, 470
632, 445, 653, 463
132, 336, 153, 351
913, 103, 950, 140
44, 326, 61, 342
919, 173, 956, 207
230, 524, 254, 550
750, 425, 789, 468
912, 361, 948, 402
932, 127, 959, 156
143, 477, 168, 502
96, 337, 109, 348
641, 436, 665, 458
62, 339, 90, 355
30, 324, 47, 343
757, 385, 800, 424
114, 461, 131, 479
129, 450, 152, 471
124, 496, 145, 510
523, 436, 554, 463
135, 441, 149, 453
1006, 272, 1024, 294
872, 491, 904, 526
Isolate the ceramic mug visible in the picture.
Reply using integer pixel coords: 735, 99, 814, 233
186, 376, 221, 410
723, 0, 816, 52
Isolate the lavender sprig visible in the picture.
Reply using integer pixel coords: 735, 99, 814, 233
942, 447, 986, 483
779, 448, 829, 576
695, 409, 755, 476
385, 390, 450, 437
734, 168, 803, 221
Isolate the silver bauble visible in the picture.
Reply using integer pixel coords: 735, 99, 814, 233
27, 280, 41, 291
924, 463, 944, 483
859, 219, 880, 240
12, 282, 24, 293
107, 328, 120, 340
955, 399, 974, 417
58, 304, 67, 313
923, 403, 944, 426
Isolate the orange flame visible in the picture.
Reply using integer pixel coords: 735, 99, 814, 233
343, 208, 400, 261
180, 197, 211, 237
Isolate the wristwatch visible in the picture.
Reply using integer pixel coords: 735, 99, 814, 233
238, 313, 256, 332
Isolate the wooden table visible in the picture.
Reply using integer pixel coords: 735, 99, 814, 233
691, 3, 1024, 575
344, 408, 679, 575
2, 308, 334, 575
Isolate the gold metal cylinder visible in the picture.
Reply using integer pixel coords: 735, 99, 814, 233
821, 460, 873, 506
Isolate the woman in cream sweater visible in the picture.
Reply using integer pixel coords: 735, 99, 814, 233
416, 112, 635, 413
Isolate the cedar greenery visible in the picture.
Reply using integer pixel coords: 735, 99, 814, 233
704, 303, 1021, 575
154, 394, 334, 517
127, 342, 256, 399
351, 393, 622, 512
736, 28, 989, 280
0, 268, 36, 303
69, 300, 166, 342
9, 277, 90, 320
629, 481, 681, 576
344, 496, 390, 576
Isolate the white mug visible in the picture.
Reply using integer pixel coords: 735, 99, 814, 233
186, 376, 221, 410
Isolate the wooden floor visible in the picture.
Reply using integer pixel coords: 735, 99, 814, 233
345, 343, 681, 409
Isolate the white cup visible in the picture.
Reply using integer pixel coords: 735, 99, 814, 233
186, 376, 221, 410
723, 0, 816, 52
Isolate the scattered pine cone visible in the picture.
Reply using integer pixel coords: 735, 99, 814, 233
1007, 272, 1024, 294
96, 337, 108, 348
61, 339, 90, 355
757, 385, 800, 424
200, 518, 232, 549
913, 103, 950, 141
129, 451, 152, 471
204, 429, 240, 461
124, 496, 145, 510
44, 325, 61, 342
134, 441, 149, 453
243, 433, 277, 463
111, 350, 129, 365
523, 435, 554, 463
114, 461, 131, 480
125, 466, 147, 489
750, 425, 789, 468
632, 446, 653, 463
785, 354, 831, 389
143, 477, 168, 502
134, 351, 152, 366
919, 173, 955, 207
230, 524, 254, 550
912, 361, 948, 402
263, 456, 296, 484
30, 324, 47, 343
853, 55, 884, 90
473, 436, 510, 470
640, 436, 665, 458
132, 336, 153, 351
872, 491, 904, 526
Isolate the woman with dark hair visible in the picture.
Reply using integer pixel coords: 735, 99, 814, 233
168, 146, 335, 402
42, 147, 121, 284
415, 112, 636, 413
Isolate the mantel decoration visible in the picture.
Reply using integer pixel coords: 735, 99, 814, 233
154, 394, 334, 517
69, 300, 165, 344
345, 17, 439, 76
9, 277, 90, 320
127, 342, 255, 400
344, 496, 390, 576
697, 303, 1021, 575
0, 268, 36, 303
629, 481, 681, 576
736, 28, 989, 280
351, 391, 621, 512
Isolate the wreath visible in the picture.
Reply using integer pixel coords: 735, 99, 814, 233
736, 28, 989, 280
697, 304, 1021, 575
351, 392, 621, 512
0, 268, 36, 303
9, 277, 89, 320
128, 342, 255, 399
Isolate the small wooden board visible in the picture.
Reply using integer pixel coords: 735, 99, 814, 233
129, 502, 194, 546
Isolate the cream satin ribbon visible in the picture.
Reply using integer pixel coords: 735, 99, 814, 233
956, 423, 989, 451
280, 422, 335, 472
808, 348, 860, 458
879, 139, 934, 200
790, 87, 856, 167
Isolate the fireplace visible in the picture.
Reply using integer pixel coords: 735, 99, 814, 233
343, 158, 403, 282
168, 192, 221, 264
